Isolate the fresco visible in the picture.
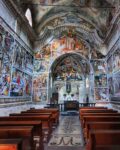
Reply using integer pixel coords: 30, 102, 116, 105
0, 23, 33, 98
35, 29, 89, 61
34, 59, 48, 73
33, 29, 90, 101
25, 51, 34, 73
107, 56, 113, 74
95, 74, 107, 87
13, 42, 33, 73
33, 88, 47, 102
40, 14, 95, 34
95, 88, 109, 101
0, 26, 14, 96
108, 77, 114, 96
92, 60, 107, 74
54, 57, 82, 81
114, 73, 120, 96
13, 42, 23, 68
113, 49, 120, 72
10, 68, 32, 96
10, 68, 25, 96
24, 73, 32, 96
33, 74, 48, 89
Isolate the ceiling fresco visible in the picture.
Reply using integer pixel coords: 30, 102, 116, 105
19, 0, 115, 36
34, 28, 90, 60
16, 0, 118, 56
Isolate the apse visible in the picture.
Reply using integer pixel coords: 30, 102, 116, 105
49, 53, 94, 104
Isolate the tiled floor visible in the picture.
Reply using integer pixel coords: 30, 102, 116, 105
45, 115, 85, 150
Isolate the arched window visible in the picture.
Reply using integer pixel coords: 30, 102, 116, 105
25, 8, 32, 27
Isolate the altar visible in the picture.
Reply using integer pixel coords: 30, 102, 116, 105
64, 101, 79, 111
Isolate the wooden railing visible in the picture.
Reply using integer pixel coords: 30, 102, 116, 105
45, 102, 96, 111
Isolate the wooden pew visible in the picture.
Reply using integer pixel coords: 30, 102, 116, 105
0, 139, 22, 150
0, 121, 43, 150
79, 110, 118, 120
80, 113, 120, 122
86, 130, 120, 150
82, 116, 120, 128
85, 122, 120, 140
10, 112, 55, 129
0, 115, 52, 142
0, 126, 34, 150
27, 108, 59, 125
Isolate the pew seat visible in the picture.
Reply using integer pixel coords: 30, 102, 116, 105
0, 139, 22, 150
86, 130, 120, 150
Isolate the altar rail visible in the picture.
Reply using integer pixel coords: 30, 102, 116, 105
45, 103, 96, 112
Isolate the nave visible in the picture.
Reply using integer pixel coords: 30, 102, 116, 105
47, 115, 84, 150
0, 106, 120, 150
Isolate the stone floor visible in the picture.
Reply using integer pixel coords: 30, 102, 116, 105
45, 115, 85, 150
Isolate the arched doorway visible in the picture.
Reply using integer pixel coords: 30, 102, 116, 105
48, 52, 94, 104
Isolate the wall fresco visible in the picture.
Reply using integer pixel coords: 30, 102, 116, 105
34, 59, 48, 74
10, 68, 32, 96
13, 42, 33, 73
10, 68, 25, 96
95, 74, 107, 87
0, 23, 33, 98
33, 29, 90, 102
33, 88, 47, 102
33, 74, 48, 89
107, 56, 113, 74
108, 77, 114, 96
92, 60, 108, 101
0, 25, 14, 96
95, 88, 109, 101
114, 73, 120, 96
113, 49, 120, 72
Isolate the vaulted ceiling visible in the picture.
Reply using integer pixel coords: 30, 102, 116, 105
14, 0, 119, 56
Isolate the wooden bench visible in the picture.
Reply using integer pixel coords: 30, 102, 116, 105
0, 139, 22, 150
0, 115, 52, 142
86, 130, 120, 150
79, 109, 117, 119
27, 108, 59, 125
0, 121, 43, 150
82, 116, 120, 128
85, 122, 120, 140
80, 113, 120, 122
0, 126, 34, 150
13, 112, 55, 129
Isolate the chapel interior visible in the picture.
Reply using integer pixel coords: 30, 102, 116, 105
0, 0, 120, 150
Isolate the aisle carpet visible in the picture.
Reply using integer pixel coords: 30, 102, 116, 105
48, 116, 84, 149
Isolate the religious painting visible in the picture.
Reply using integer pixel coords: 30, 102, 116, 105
95, 74, 107, 87
114, 73, 120, 96
54, 57, 82, 81
24, 73, 32, 96
108, 77, 114, 96
13, 42, 23, 68
33, 88, 47, 102
10, 68, 25, 96
41, 44, 51, 59
33, 74, 48, 89
34, 51, 42, 60
92, 60, 107, 74
107, 56, 113, 74
25, 51, 33, 73
0, 25, 5, 48
113, 49, 120, 72
34, 59, 48, 74
95, 88, 109, 101
0, 27, 14, 96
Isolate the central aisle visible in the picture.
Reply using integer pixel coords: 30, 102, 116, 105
46, 115, 85, 150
